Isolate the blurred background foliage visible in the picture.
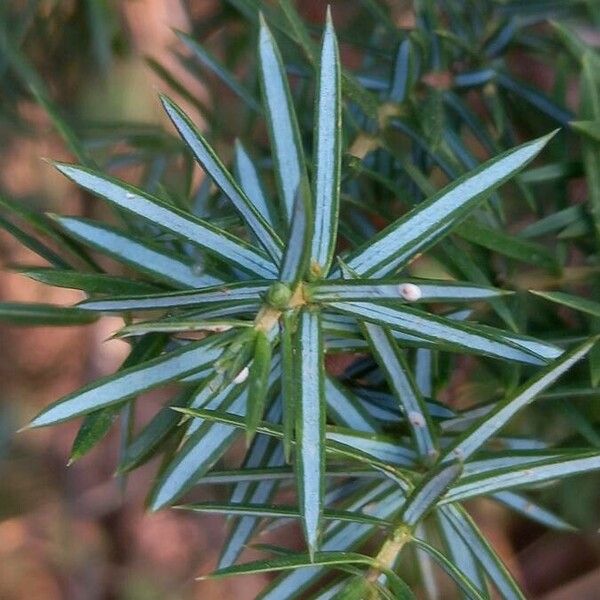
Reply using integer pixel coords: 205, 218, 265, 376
1, 1, 600, 598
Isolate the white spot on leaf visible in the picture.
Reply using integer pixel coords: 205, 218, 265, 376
233, 367, 249, 384
408, 411, 426, 428
399, 283, 422, 302
206, 325, 232, 333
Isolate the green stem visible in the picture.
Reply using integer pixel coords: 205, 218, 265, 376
367, 524, 412, 583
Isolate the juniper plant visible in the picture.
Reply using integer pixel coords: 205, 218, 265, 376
3, 3, 600, 599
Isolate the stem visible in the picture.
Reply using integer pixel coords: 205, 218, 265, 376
254, 305, 281, 333
288, 283, 307, 308
367, 524, 412, 583
254, 283, 307, 333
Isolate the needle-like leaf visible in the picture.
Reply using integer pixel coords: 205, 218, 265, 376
279, 184, 313, 287
411, 538, 487, 600
116, 318, 251, 338
492, 491, 575, 531
456, 220, 557, 270
77, 281, 270, 312
174, 407, 416, 471
309, 279, 510, 303
117, 388, 195, 473
280, 310, 296, 462
258, 14, 308, 225
26, 334, 230, 428
234, 140, 275, 228
54, 163, 278, 278
149, 385, 247, 510
444, 451, 600, 502
531, 290, 600, 318
325, 378, 378, 433
0, 194, 90, 268
581, 52, 600, 245
160, 94, 283, 263
177, 502, 389, 527
295, 308, 326, 559
0, 302, 98, 326
440, 505, 526, 600
310, 9, 341, 278
246, 331, 273, 444
21, 267, 159, 295
193, 466, 375, 485
69, 408, 118, 465
400, 462, 463, 527
69, 334, 167, 464
437, 511, 486, 594
327, 301, 549, 364
150, 352, 280, 508
199, 551, 383, 580
219, 402, 284, 568
441, 338, 597, 463
361, 323, 438, 461
175, 30, 261, 112
0, 213, 70, 269
53, 216, 222, 288
344, 132, 556, 277
258, 484, 404, 599
496, 71, 573, 125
